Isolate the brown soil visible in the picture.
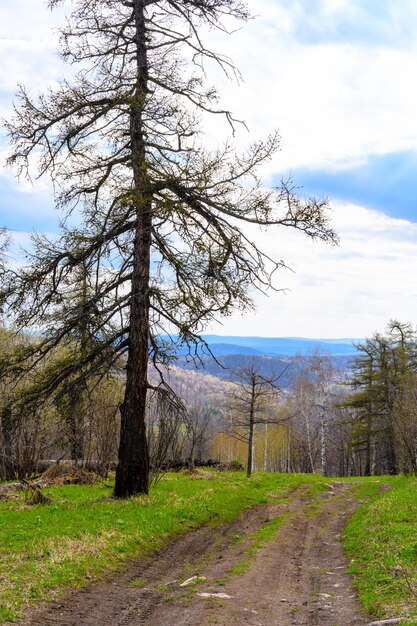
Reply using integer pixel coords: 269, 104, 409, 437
17, 482, 372, 626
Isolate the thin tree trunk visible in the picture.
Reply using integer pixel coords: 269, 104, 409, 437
263, 421, 268, 472
364, 413, 372, 476
304, 410, 315, 473
320, 408, 327, 477
2, 405, 15, 481
385, 423, 398, 475
247, 404, 255, 478
287, 427, 291, 473
114, 0, 150, 497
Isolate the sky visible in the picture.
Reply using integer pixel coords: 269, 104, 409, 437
1, 0, 417, 339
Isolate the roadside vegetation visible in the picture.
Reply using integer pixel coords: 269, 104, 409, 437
345, 475, 417, 625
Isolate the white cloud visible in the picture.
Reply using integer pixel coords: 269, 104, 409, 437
200, 0, 417, 176
3, 0, 417, 175
209, 202, 417, 338
0, 2, 64, 120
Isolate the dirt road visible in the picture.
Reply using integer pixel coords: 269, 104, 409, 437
18, 482, 372, 626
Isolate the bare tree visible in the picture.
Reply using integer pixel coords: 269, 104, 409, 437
184, 402, 214, 469
2, 0, 338, 496
225, 362, 285, 477
147, 388, 186, 480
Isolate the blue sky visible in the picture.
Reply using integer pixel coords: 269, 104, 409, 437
2, 0, 417, 338
284, 0, 417, 48
0, 177, 56, 233
284, 151, 417, 223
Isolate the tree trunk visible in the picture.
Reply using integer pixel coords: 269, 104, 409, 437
246, 383, 256, 478
385, 423, 398, 475
263, 421, 268, 472
2, 405, 15, 481
247, 417, 254, 478
364, 412, 372, 476
304, 410, 315, 473
286, 427, 292, 473
320, 408, 327, 477
67, 387, 84, 463
247, 404, 255, 478
114, 0, 150, 497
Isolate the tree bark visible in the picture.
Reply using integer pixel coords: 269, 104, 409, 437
114, 0, 150, 497
247, 415, 254, 477
1, 405, 15, 481
364, 413, 372, 476
304, 409, 314, 473
247, 383, 255, 478
263, 421, 268, 472
320, 407, 327, 477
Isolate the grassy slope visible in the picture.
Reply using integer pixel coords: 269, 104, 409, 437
0, 471, 325, 623
345, 475, 417, 625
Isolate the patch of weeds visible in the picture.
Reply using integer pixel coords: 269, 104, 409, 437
184, 552, 212, 575
318, 523, 329, 536
229, 560, 251, 576
227, 514, 286, 579
305, 504, 323, 519
179, 591, 193, 599
189, 576, 206, 586
129, 577, 146, 588
267, 495, 290, 503
307, 481, 330, 495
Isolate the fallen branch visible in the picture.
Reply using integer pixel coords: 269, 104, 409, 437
0, 479, 49, 492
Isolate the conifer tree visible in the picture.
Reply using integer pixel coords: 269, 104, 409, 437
3, 0, 338, 496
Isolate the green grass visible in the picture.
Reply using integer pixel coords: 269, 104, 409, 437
344, 475, 417, 625
0, 471, 326, 623
228, 514, 287, 577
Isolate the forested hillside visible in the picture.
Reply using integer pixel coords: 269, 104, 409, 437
1, 321, 416, 480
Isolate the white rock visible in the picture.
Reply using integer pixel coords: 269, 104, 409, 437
180, 576, 206, 587
197, 592, 232, 599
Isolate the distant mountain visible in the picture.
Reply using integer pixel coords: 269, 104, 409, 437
177, 352, 353, 387
198, 335, 360, 357
181, 342, 262, 357
178, 353, 296, 386
162, 334, 360, 358
159, 334, 359, 387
